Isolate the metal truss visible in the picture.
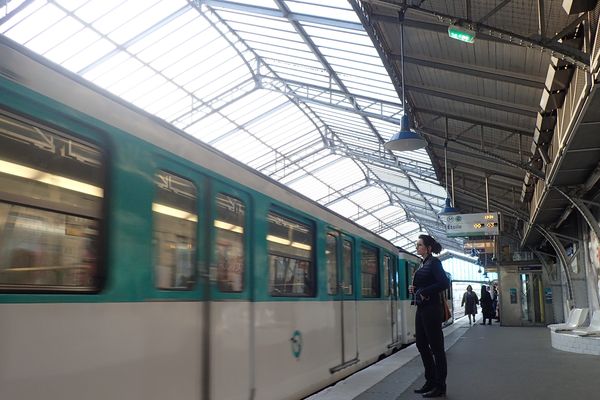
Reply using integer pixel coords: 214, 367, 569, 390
200, 0, 464, 250
396, 53, 545, 89
362, 0, 590, 70
197, 0, 365, 32
266, 0, 448, 239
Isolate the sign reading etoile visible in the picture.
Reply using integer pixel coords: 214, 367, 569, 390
445, 212, 500, 237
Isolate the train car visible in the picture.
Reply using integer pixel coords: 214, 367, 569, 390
0, 36, 425, 400
397, 250, 419, 345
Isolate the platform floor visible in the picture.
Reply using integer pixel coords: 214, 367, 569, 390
307, 316, 600, 400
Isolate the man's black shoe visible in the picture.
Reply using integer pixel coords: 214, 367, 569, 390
422, 386, 446, 398
413, 383, 434, 394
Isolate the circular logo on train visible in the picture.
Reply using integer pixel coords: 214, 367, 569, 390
290, 330, 303, 358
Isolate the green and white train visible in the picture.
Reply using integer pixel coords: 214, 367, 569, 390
0, 36, 451, 400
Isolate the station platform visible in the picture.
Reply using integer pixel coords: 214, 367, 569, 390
307, 316, 600, 400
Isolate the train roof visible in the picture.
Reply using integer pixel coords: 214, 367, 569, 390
397, 249, 419, 262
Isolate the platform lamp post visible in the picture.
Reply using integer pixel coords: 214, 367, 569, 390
439, 117, 460, 218
383, 21, 427, 151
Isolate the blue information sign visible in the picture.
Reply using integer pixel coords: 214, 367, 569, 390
544, 287, 552, 304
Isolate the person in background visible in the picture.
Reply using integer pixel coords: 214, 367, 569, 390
461, 285, 479, 324
480, 285, 494, 325
409, 234, 450, 398
492, 284, 499, 321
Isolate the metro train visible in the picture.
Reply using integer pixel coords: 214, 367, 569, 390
0, 37, 452, 400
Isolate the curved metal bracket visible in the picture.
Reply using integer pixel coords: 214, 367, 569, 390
534, 225, 573, 303
553, 187, 600, 243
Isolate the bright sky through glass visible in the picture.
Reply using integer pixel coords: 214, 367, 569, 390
0, 0, 461, 252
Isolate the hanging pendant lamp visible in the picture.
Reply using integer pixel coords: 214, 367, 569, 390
384, 21, 426, 151
439, 197, 459, 216
439, 117, 460, 217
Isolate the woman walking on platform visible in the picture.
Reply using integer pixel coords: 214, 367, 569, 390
461, 285, 479, 324
410, 234, 450, 398
480, 285, 494, 325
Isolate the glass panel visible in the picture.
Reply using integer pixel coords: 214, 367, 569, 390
0, 205, 99, 289
361, 245, 379, 297
532, 274, 543, 323
215, 193, 245, 292
153, 171, 197, 290
0, 113, 103, 291
383, 255, 390, 297
343, 239, 353, 295
326, 232, 337, 295
267, 212, 314, 296
407, 262, 418, 290
520, 273, 529, 321
4, 3, 65, 44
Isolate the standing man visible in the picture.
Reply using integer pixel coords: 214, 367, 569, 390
410, 234, 450, 398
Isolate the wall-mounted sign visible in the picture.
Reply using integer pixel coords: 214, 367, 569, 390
445, 212, 500, 237
509, 288, 518, 304
544, 287, 553, 304
464, 239, 495, 259
518, 265, 542, 272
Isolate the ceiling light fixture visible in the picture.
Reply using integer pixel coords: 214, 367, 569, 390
439, 117, 460, 217
384, 20, 426, 151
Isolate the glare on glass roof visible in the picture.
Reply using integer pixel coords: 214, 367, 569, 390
0, 0, 463, 252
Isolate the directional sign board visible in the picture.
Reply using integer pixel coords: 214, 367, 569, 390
445, 212, 500, 237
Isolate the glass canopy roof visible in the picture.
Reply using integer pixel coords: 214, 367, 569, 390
1, 0, 463, 252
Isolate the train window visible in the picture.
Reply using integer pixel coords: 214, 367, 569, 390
267, 212, 314, 297
326, 232, 337, 295
343, 239, 353, 295
0, 113, 103, 291
153, 171, 197, 290
361, 245, 379, 297
215, 193, 245, 292
407, 262, 418, 290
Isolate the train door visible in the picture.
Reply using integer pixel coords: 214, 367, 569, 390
328, 231, 358, 372
152, 166, 209, 400
341, 235, 358, 363
208, 183, 253, 400
398, 256, 419, 344
385, 254, 400, 345
442, 273, 454, 326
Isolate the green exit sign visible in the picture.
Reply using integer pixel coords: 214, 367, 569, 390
448, 25, 475, 43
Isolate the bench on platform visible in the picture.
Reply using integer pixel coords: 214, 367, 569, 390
550, 308, 600, 356
572, 311, 600, 337
548, 308, 588, 332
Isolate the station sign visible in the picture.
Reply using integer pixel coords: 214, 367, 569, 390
445, 212, 500, 237
518, 265, 542, 272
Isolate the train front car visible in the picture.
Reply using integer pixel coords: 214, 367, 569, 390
0, 37, 406, 400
